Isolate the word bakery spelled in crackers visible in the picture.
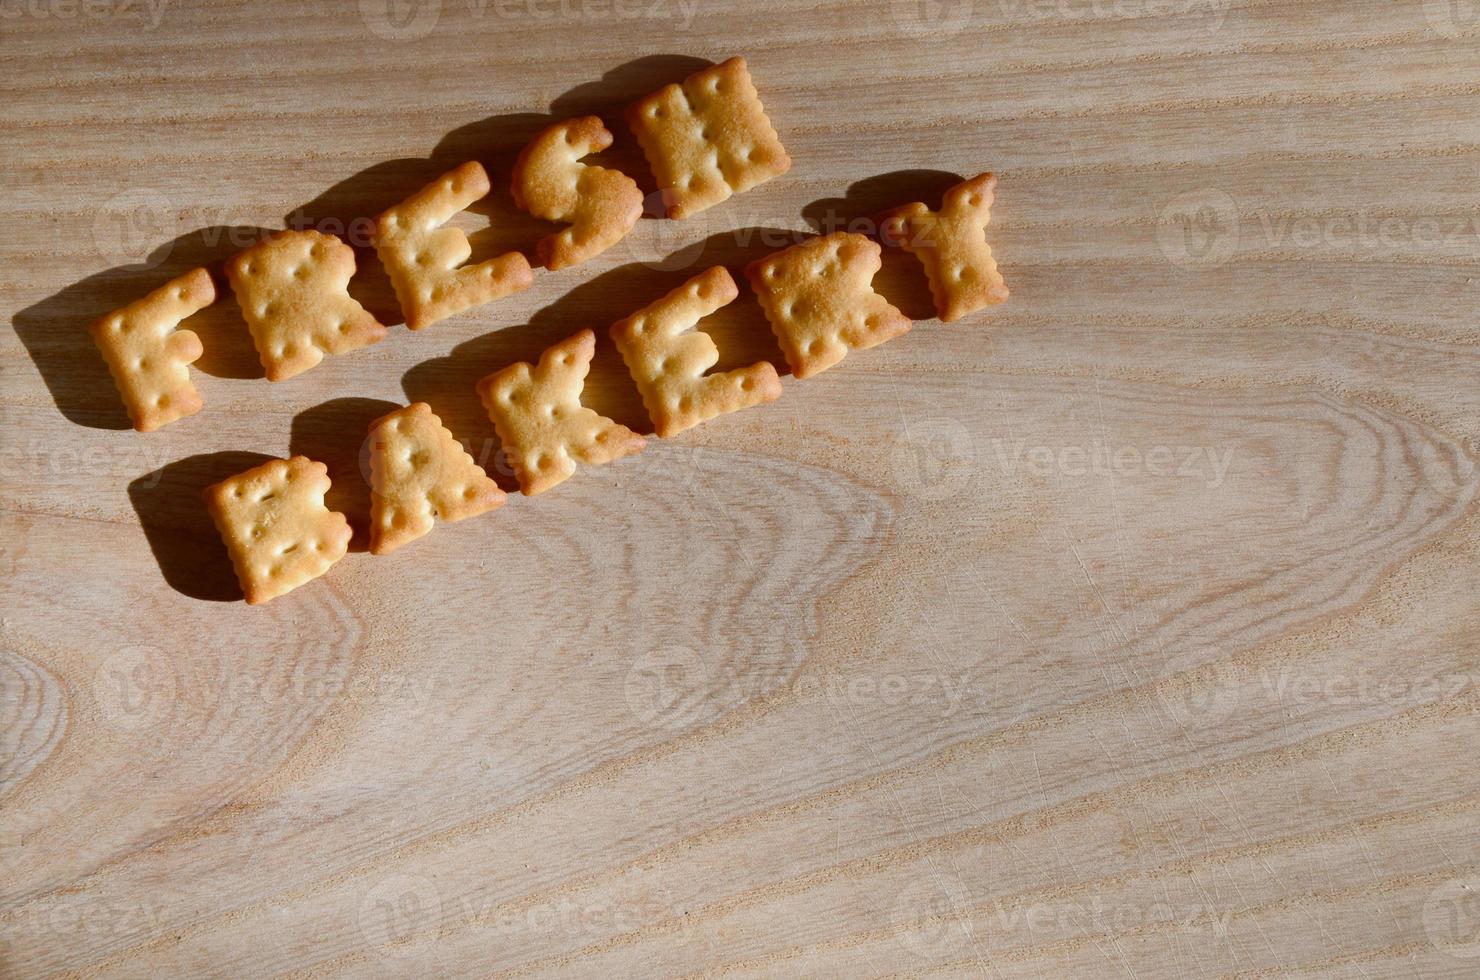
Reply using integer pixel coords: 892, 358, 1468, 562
89, 56, 1008, 603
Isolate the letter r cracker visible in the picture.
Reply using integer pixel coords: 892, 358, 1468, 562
879, 172, 1009, 323
477, 329, 646, 495
367, 402, 506, 555
225, 230, 388, 382
204, 456, 352, 605
90, 268, 214, 432
610, 266, 783, 438
746, 232, 912, 379
627, 56, 791, 219
373, 161, 534, 330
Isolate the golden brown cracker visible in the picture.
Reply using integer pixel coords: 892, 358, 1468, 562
373, 161, 534, 330
225, 230, 388, 382
879, 172, 1009, 322
204, 456, 352, 605
626, 56, 791, 220
511, 116, 644, 271
90, 268, 214, 432
746, 232, 911, 379
476, 329, 646, 495
366, 402, 506, 555
609, 266, 783, 438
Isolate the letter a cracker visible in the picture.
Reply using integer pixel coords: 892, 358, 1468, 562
627, 57, 791, 219
511, 116, 644, 270
879, 172, 1009, 322
204, 456, 352, 604
367, 402, 506, 555
477, 329, 646, 495
746, 232, 911, 379
90, 268, 215, 432
374, 161, 534, 330
225, 230, 388, 381
610, 267, 782, 438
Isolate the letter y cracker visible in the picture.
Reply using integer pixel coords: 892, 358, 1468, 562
225, 230, 388, 381
746, 232, 911, 379
511, 116, 643, 270
610, 267, 782, 438
627, 57, 791, 219
477, 329, 646, 495
374, 161, 534, 330
367, 402, 506, 555
90, 268, 214, 432
204, 456, 352, 604
879, 172, 1009, 322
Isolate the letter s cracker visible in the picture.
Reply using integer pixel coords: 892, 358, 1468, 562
511, 116, 643, 271
204, 456, 352, 604
610, 267, 782, 438
879, 172, 1009, 322
626, 57, 791, 219
90, 268, 215, 432
477, 329, 646, 495
367, 402, 506, 555
746, 232, 911, 379
225, 230, 388, 382
373, 161, 534, 330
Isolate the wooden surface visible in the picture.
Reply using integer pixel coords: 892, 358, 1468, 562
4, 1, 1480, 976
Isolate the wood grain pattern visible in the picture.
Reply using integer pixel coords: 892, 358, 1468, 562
3, 0, 1480, 975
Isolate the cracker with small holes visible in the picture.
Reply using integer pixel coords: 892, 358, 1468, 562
90, 268, 214, 432
373, 161, 534, 330
609, 267, 782, 438
225, 230, 388, 382
878, 172, 1009, 323
626, 56, 791, 220
477, 329, 646, 495
511, 116, 644, 271
367, 402, 506, 555
204, 456, 352, 605
746, 232, 911, 379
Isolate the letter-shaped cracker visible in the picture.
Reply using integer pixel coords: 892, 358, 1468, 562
367, 402, 506, 555
511, 116, 644, 271
477, 329, 646, 495
879, 172, 1009, 323
626, 56, 791, 220
90, 268, 214, 432
225, 230, 388, 382
610, 267, 782, 438
373, 161, 535, 330
746, 232, 912, 380
204, 456, 351, 605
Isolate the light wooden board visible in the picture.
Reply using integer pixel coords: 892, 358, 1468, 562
4, 1, 1480, 975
